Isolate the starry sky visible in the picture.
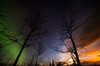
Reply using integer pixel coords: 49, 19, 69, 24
0, 0, 100, 65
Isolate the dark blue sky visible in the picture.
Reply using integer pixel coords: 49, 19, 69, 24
26, 0, 98, 61
0, 0, 100, 63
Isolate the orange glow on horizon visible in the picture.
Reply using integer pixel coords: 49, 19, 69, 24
89, 56, 100, 62
79, 39, 100, 64
59, 38, 100, 65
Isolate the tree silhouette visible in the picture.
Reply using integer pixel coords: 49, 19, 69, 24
53, 7, 91, 65
49, 60, 55, 66
13, 11, 46, 66
35, 42, 46, 66
0, 11, 46, 65
28, 42, 46, 66
60, 9, 87, 65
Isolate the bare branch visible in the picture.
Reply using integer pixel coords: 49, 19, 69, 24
2, 33, 22, 47
52, 47, 69, 53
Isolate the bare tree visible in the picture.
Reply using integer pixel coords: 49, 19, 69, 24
49, 59, 55, 66
53, 7, 91, 65
0, 11, 46, 66
35, 42, 46, 66
59, 10, 87, 65
29, 42, 46, 66
14, 11, 46, 66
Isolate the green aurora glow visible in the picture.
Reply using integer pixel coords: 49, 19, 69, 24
0, 0, 26, 64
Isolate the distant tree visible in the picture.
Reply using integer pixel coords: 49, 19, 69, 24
49, 59, 55, 66
52, 60, 55, 66
56, 62, 66, 66
35, 42, 46, 66
56, 62, 62, 66
28, 31, 46, 66
49, 62, 51, 66
28, 53, 35, 66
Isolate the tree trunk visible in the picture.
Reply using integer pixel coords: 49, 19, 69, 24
13, 44, 25, 66
70, 35, 81, 66
13, 30, 33, 66
35, 55, 39, 66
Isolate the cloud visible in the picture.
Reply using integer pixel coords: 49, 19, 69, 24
79, 39, 100, 64
77, 12, 100, 47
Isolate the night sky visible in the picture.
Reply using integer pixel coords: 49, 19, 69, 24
0, 0, 100, 65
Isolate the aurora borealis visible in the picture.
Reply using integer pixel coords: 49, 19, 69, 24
0, 0, 26, 64
0, 0, 100, 66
